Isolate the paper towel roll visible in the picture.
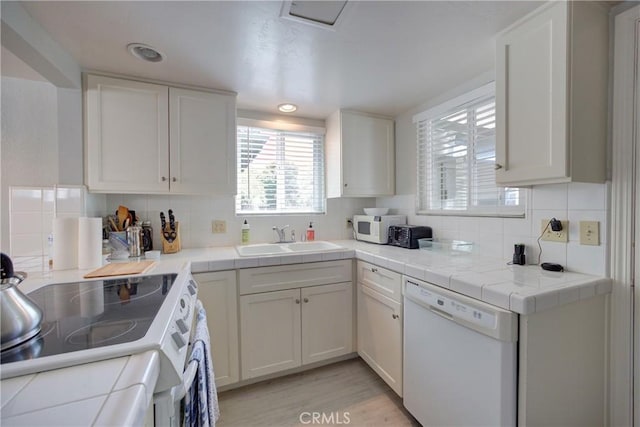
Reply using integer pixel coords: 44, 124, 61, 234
53, 217, 78, 270
78, 217, 103, 269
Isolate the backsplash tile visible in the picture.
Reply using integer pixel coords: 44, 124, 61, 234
377, 182, 609, 276
9, 186, 89, 258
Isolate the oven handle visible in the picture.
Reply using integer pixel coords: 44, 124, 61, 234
172, 359, 198, 402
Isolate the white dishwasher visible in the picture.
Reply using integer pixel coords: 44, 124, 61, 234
403, 276, 518, 426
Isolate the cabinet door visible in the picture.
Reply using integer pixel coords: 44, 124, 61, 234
357, 261, 402, 303
301, 282, 353, 365
85, 75, 169, 193
495, 2, 568, 185
357, 283, 402, 396
169, 88, 236, 195
194, 271, 239, 387
240, 289, 301, 379
341, 112, 395, 196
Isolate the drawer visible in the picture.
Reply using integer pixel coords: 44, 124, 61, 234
239, 260, 352, 295
357, 260, 402, 303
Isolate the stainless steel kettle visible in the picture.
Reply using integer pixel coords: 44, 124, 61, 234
1, 253, 43, 351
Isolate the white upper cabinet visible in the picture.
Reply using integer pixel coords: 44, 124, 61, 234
495, 1, 608, 186
84, 74, 236, 194
169, 88, 236, 195
85, 75, 169, 193
326, 110, 395, 197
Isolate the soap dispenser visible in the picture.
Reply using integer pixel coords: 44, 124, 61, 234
306, 222, 315, 241
241, 220, 250, 245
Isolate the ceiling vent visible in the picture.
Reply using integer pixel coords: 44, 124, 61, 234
280, 1, 350, 30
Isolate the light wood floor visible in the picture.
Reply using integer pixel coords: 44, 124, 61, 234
217, 358, 419, 427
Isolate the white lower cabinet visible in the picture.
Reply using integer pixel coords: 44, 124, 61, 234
356, 261, 403, 396
194, 271, 240, 387
301, 282, 353, 365
239, 261, 353, 380
240, 288, 302, 379
240, 282, 353, 380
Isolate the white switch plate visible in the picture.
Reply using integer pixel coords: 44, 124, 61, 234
212, 220, 227, 234
540, 219, 569, 243
579, 221, 600, 245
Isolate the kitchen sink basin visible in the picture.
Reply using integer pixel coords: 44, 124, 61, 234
236, 241, 343, 257
286, 241, 342, 252
235, 244, 290, 256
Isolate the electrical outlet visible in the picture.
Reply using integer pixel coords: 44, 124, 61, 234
579, 221, 600, 245
540, 219, 569, 242
346, 218, 353, 229
212, 220, 227, 234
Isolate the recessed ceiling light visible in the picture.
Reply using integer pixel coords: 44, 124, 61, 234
278, 103, 298, 113
127, 43, 164, 63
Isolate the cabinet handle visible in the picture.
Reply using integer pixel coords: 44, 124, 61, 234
392, 314, 399, 319
172, 177, 177, 182
295, 299, 300, 304
494, 163, 503, 170
161, 176, 167, 182
344, 183, 348, 187
303, 298, 309, 303
371, 267, 378, 273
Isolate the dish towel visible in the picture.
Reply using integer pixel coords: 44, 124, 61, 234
184, 300, 220, 427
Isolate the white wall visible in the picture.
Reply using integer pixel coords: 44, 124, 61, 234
381, 74, 610, 277
1, 77, 59, 251
105, 194, 373, 249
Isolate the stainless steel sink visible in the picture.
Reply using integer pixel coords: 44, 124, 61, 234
236, 241, 343, 257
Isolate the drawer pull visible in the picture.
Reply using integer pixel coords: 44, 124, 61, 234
371, 267, 378, 273
392, 314, 399, 320
303, 298, 309, 303
295, 299, 300, 304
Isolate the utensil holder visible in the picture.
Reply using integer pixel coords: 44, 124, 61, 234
161, 222, 181, 254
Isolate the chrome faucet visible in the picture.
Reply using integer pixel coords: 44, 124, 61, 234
272, 225, 295, 243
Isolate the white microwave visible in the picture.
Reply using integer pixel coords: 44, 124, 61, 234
353, 215, 406, 244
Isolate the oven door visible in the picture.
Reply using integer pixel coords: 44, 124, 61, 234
154, 299, 217, 427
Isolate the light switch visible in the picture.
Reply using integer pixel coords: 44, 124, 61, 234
579, 221, 600, 246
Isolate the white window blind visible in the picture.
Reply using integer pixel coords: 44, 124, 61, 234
236, 122, 326, 214
415, 83, 523, 216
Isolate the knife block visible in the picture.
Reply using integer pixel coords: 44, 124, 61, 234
161, 222, 181, 254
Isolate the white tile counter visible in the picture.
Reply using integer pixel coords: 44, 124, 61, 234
2, 239, 611, 425
13, 239, 611, 315
1, 350, 159, 427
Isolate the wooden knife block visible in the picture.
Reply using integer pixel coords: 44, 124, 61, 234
161, 222, 181, 254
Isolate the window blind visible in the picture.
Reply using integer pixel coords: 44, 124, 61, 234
416, 84, 523, 216
236, 125, 326, 214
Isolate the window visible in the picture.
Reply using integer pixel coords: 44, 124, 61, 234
414, 82, 523, 216
236, 119, 325, 214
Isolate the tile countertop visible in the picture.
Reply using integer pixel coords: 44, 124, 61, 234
2, 239, 611, 425
13, 240, 611, 315
1, 351, 159, 427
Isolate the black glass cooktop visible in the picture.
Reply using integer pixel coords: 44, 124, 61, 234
1, 274, 176, 364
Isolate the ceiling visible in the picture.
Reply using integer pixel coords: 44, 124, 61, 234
15, 1, 544, 119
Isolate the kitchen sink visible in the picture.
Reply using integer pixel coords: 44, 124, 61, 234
286, 241, 342, 252
236, 241, 343, 257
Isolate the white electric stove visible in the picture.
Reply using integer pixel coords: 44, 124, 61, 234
0, 268, 198, 393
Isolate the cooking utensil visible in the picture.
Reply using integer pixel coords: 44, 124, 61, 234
108, 216, 118, 232
117, 206, 129, 231
160, 212, 173, 242
167, 209, 177, 241
1, 253, 43, 351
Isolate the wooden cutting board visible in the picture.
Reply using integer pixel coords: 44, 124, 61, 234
84, 261, 155, 279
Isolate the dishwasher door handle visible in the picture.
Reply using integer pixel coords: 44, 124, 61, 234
428, 305, 454, 321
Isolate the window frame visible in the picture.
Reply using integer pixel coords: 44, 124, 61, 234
235, 117, 327, 216
413, 82, 525, 218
